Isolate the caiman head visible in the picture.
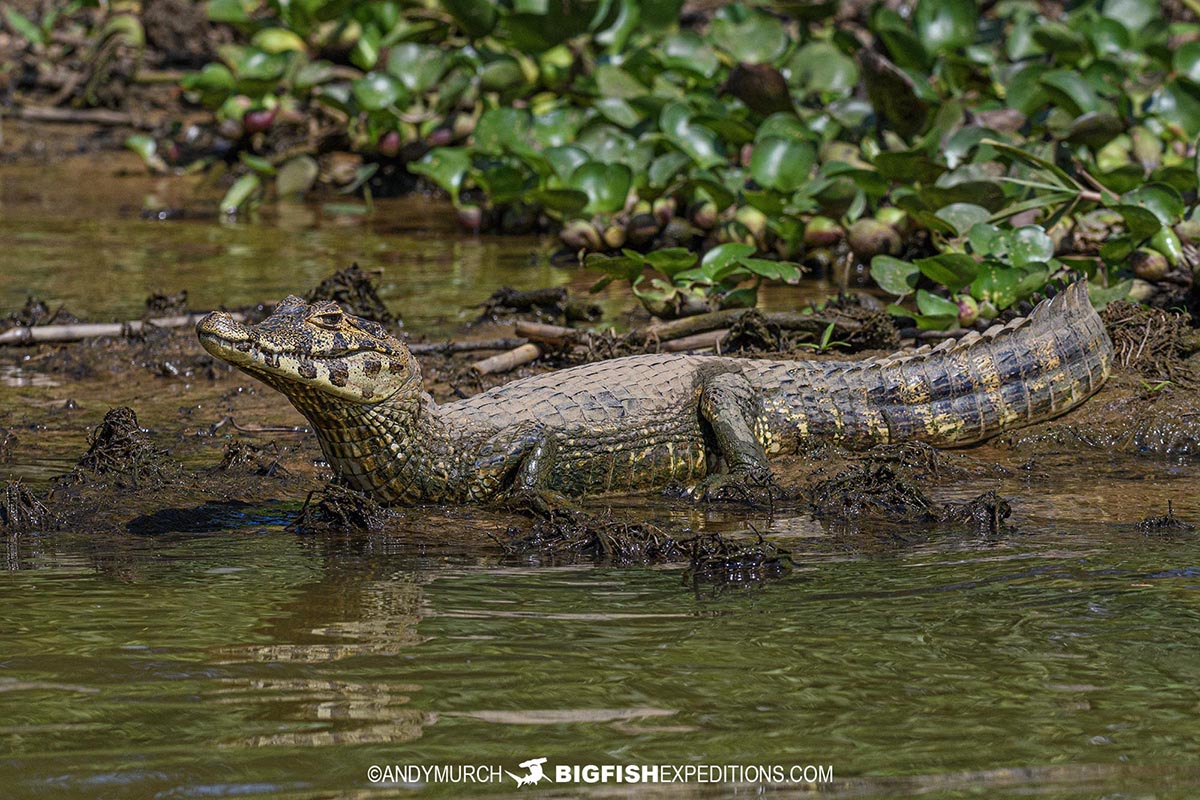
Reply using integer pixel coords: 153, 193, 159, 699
196, 297, 420, 413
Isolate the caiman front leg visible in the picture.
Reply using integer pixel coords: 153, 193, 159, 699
472, 423, 573, 515
693, 371, 779, 503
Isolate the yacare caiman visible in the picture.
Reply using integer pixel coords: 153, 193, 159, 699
197, 281, 1113, 504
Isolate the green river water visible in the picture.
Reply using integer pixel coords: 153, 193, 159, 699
2, 156, 1200, 799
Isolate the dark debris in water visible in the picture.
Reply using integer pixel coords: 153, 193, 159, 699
305, 263, 398, 327
1, 480, 58, 532
0, 428, 15, 462
1, 296, 82, 333
937, 490, 1011, 536
500, 508, 794, 585
1136, 501, 1196, 535
289, 483, 395, 534
215, 441, 289, 478
480, 286, 601, 325
74, 407, 176, 486
145, 289, 188, 316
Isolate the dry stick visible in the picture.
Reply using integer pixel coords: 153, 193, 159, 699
639, 308, 865, 344
472, 343, 543, 375
4, 106, 147, 127
660, 329, 729, 353
408, 337, 527, 355
514, 321, 578, 345
0, 312, 248, 346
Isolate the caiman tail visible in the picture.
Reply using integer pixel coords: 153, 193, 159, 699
753, 281, 1114, 449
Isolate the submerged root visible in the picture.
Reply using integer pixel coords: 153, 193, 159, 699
215, 441, 289, 477
1, 480, 58, 532
289, 483, 394, 533
1136, 501, 1195, 535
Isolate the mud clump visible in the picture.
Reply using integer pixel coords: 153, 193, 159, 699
1136, 501, 1195, 535
74, 407, 174, 486
809, 463, 1011, 534
305, 263, 398, 327
1, 480, 58, 532
145, 290, 188, 316
1, 296, 82, 333
215, 441, 289, 478
683, 533, 794, 588
289, 483, 394, 533
722, 309, 785, 352
1102, 301, 1199, 387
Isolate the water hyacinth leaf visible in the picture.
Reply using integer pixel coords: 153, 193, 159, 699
276, 155, 319, 198
1030, 22, 1087, 64
749, 138, 815, 192
1121, 184, 1185, 226
1153, 78, 1200, 138
252, 27, 307, 53
1039, 70, 1100, 116
682, 242, 756, 283
787, 41, 858, 95
967, 222, 1004, 254
739, 258, 802, 281
648, 151, 691, 188
858, 50, 929, 138
473, 163, 528, 205
220, 173, 262, 214
1110, 205, 1163, 241
981, 139, 1080, 190
660, 102, 724, 168
478, 55, 527, 92
594, 97, 641, 128
531, 108, 584, 148
873, 150, 946, 184
914, 0, 978, 54
529, 188, 589, 214
595, 64, 646, 99
569, 162, 632, 214
183, 63, 235, 106
294, 60, 335, 91
921, 181, 1006, 213
755, 113, 808, 143
970, 261, 1022, 308
409, 147, 471, 201
915, 253, 978, 292
1101, 0, 1158, 31
1008, 226, 1055, 266
1150, 226, 1183, 266
205, 0, 252, 25
870, 255, 920, 296
645, 248, 699, 278
658, 32, 719, 78
507, 0, 598, 52
387, 43, 448, 94
544, 145, 590, 180
1065, 112, 1124, 150
473, 108, 532, 153
352, 72, 405, 110
708, 10, 790, 64
440, 0, 497, 38
1174, 42, 1200, 84
935, 203, 990, 236
917, 289, 962, 317
1086, 278, 1132, 308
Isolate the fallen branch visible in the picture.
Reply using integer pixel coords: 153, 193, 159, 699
0, 312, 247, 345
514, 321, 578, 346
472, 343, 543, 375
3, 105, 148, 128
408, 337, 528, 355
660, 329, 728, 352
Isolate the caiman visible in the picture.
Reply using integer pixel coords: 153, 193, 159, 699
197, 281, 1113, 504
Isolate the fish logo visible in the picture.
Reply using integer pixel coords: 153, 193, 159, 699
507, 757, 551, 787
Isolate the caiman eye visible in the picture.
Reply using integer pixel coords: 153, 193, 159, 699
310, 310, 344, 329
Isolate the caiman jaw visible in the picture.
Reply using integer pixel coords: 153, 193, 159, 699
197, 296, 417, 405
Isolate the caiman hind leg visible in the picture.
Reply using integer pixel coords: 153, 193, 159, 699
693, 372, 780, 503
473, 422, 575, 515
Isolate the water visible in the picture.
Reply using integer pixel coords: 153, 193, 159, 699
3, 153, 1200, 798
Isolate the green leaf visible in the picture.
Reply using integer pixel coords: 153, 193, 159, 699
873, 151, 946, 184
1121, 184, 1185, 226
787, 42, 858, 95
659, 32, 719, 79
648, 151, 691, 189
440, 0, 497, 38
529, 188, 589, 214
569, 162, 632, 214
970, 261, 1022, 308
584, 252, 642, 283
276, 155, 319, 198
409, 147, 471, 202
914, 0, 977, 54
870, 255, 920, 296
351, 72, 405, 111
473, 108, 532, 153
1008, 226, 1055, 267
749, 138, 815, 193
679, 242, 756, 283
917, 289, 962, 317
4, 8, 44, 44
594, 97, 641, 128
1173, 42, 1200, 84
1153, 78, 1200, 138
708, 9, 789, 64
386, 43, 448, 94
915, 253, 978, 293
1111, 205, 1164, 241
506, 0, 598, 52
980, 139, 1081, 190
660, 102, 724, 168
739, 258, 802, 281
205, 0, 251, 25
1101, 0, 1159, 31
220, 173, 262, 214
934, 203, 990, 236
1039, 70, 1100, 116
544, 145, 590, 180
251, 27, 307, 54
238, 152, 277, 176
645, 248, 699, 278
